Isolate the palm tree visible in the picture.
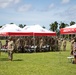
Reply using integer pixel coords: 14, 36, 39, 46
49, 21, 58, 31
0, 26, 2, 28
24, 24, 26, 27
10, 23, 14, 24
59, 22, 68, 29
19, 24, 26, 28
42, 26, 45, 29
70, 21, 75, 26
59, 22, 69, 38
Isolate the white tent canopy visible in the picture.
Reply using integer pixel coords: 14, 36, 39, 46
0, 24, 22, 32
23, 24, 51, 32
0, 24, 23, 36
22, 24, 56, 36
0, 24, 56, 36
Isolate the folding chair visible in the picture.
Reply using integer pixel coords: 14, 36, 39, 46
67, 56, 74, 63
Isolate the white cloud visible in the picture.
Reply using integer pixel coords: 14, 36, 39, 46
0, 0, 20, 8
18, 4, 33, 12
61, 0, 70, 4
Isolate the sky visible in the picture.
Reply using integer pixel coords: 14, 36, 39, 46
0, 0, 76, 29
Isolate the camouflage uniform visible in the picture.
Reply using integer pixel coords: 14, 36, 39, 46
70, 39, 74, 55
62, 39, 67, 51
7, 37, 14, 61
58, 38, 62, 51
54, 38, 58, 51
51, 38, 55, 51
15, 38, 21, 52
72, 40, 76, 64
39, 38, 44, 51
0, 41, 2, 55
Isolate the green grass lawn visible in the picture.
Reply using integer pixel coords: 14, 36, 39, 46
0, 40, 6, 45
0, 41, 76, 75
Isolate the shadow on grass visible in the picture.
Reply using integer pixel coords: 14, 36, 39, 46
13, 59, 23, 61
0, 58, 8, 61
0, 58, 23, 61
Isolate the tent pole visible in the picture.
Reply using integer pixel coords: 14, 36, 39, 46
33, 33, 36, 52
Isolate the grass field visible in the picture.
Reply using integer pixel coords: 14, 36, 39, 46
0, 41, 76, 75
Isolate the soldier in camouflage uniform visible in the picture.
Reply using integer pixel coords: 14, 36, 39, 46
70, 38, 74, 55
39, 38, 44, 52
15, 38, 21, 52
54, 37, 58, 51
7, 37, 14, 61
0, 41, 2, 56
62, 38, 67, 51
50, 38, 55, 51
15, 38, 25, 53
58, 38, 62, 51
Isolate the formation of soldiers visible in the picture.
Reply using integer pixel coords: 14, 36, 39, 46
1, 36, 67, 53
7, 36, 64, 53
